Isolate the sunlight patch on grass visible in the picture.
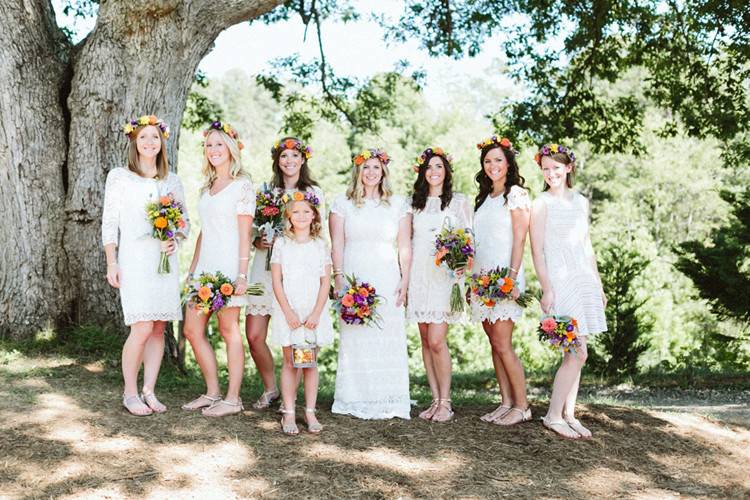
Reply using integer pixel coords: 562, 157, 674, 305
576, 467, 649, 496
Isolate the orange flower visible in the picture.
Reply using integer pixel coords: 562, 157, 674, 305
159, 195, 171, 206
342, 294, 355, 307
566, 332, 576, 342
198, 286, 212, 301
354, 156, 365, 166
435, 257, 442, 266
154, 217, 167, 229
500, 137, 511, 148
292, 191, 304, 201
500, 277, 514, 294
360, 305, 370, 316
435, 248, 448, 261
358, 287, 369, 298
479, 276, 490, 287
220, 283, 234, 295
484, 299, 496, 307
571, 318, 579, 328
284, 139, 296, 149
148, 115, 157, 125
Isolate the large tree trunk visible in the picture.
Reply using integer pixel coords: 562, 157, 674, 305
0, 0, 282, 339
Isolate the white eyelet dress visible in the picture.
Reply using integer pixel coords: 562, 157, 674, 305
101, 168, 190, 326
471, 185, 530, 324
246, 185, 326, 317
539, 191, 607, 336
331, 194, 412, 420
193, 176, 256, 308
407, 193, 472, 324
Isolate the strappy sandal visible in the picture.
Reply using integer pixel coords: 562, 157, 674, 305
564, 416, 592, 439
122, 394, 153, 416
201, 398, 244, 417
280, 408, 299, 435
141, 390, 167, 413
181, 394, 221, 411
304, 408, 323, 433
494, 406, 532, 426
418, 400, 439, 420
252, 388, 280, 410
431, 399, 455, 423
542, 416, 581, 440
480, 404, 512, 423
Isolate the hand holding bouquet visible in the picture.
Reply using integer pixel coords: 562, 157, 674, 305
146, 193, 186, 274
434, 223, 474, 312
253, 183, 286, 269
182, 271, 264, 314
538, 315, 581, 354
333, 275, 383, 328
467, 266, 531, 308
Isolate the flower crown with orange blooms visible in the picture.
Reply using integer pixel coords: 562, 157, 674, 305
282, 190, 320, 208
353, 148, 390, 167
534, 143, 576, 166
122, 115, 169, 139
204, 121, 244, 150
476, 135, 518, 154
412, 147, 453, 173
271, 138, 312, 159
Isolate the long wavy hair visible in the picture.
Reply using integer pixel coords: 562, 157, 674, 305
126, 125, 169, 179
474, 144, 525, 210
411, 152, 453, 211
541, 152, 576, 191
271, 136, 318, 191
283, 200, 323, 240
201, 129, 249, 192
346, 157, 394, 207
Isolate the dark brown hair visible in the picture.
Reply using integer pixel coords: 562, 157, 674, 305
271, 136, 318, 191
411, 153, 454, 211
474, 144, 525, 210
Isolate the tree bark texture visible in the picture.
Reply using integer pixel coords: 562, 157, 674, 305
0, 0, 283, 339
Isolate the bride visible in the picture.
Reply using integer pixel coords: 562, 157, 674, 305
329, 148, 412, 419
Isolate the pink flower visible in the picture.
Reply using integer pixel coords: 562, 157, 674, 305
541, 317, 557, 333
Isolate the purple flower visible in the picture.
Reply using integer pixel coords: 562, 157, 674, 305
166, 230, 174, 238
566, 324, 574, 332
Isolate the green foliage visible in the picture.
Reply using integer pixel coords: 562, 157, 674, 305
182, 71, 225, 132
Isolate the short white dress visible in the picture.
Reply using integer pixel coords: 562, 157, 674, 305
101, 168, 190, 326
539, 191, 607, 335
247, 185, 326, 316
471, 185, 530, 324
331, 194, 412, 420
407, 193, 472, 324
193, 176, 256, 308
269, 236, 334, 347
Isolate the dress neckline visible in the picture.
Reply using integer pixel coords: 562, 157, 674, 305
208, 179, 237, 197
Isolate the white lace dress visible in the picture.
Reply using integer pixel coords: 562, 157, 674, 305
407, 193, 472, 324
539, 191, 607, 335
193, 177, 256, 308
331, 194, 412, 420
471, 185, 530, 323
269, 237, 334, 347
247, 185, 326, 316
101, 168, 190, 326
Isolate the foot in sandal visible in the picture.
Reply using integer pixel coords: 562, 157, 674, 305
252, 388, 280, 410
431, 399, 455, 423
494, 407, 532, 426
304, 408, 323, 433
202, 398, 244, 417
280, 408, 299, 435
480, 403, 512, 423
123, 394, 153, 416
181, 394, 221, 411
418, 400, 438, 420
141, 389, 167, 413
542, 416, 581, 439
564, 416, 592, 438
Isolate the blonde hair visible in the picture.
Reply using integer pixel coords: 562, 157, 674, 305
201, 129, 249, 192
345, 157, 393, 207
283, 200, 322, 239
126, 125, 169, 179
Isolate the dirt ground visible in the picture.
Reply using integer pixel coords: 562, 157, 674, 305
1, 356, 749, 499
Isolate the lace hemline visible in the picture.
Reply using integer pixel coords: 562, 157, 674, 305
406, 310, 465, 325
331, 400, 411, 420
246, 304, 272, 317
471, 302, 522, 324
124, 312, 182, 326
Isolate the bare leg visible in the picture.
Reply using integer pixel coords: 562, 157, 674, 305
480, 320, 513, 421
246, 314, 278, 399
418, 323, 439, 419
303, 363, 321, 431
121, 321, 154, 414
141, 321, 166, 394
182, 307, 220, 398
217, 307, 244, 402
279, 346, 299, 432
488, 320, 531, 425
562, 338, 592, 437
426, 323, 453, 422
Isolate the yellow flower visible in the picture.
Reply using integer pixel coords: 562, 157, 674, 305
138, 115, 149, 125
362, 151, 371, 160
223, 124, 231, 134
281, 194, 289, 203
123, 124, 133, 134
550, 144, 559, 153
274, 141, 280, 149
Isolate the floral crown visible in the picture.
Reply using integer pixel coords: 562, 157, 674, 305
271, 138, 312, 159
122, 115, 169, 139
282, 190, 320, 208
476, 135, 517, 154
353, 148, 390, 167
412, 146, 453, 173
204, 121, 244, 150
534, 144, 576, 166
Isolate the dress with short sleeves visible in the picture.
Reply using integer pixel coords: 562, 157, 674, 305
247, 185, 326, 316
407, 193, 472, 324
193, 176, 255, 308
471, 185, 530, 323
101, 168, 190, 326
330, 194, 412, 420
539, 191, 607, 335
269, 237, 334, 347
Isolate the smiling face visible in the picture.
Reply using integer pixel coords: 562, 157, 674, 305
289, 200, 315, 231
540, 155, 573, 190
425, 155, 446, 191
482, 146, 508, 184
204, 130, 230, 168
360, 157, 384, 188
279, 148, 303, 179
136, 125, 162, 159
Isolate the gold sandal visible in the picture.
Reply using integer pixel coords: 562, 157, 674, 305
280, 408, 299, 435
181, 394, 221, 411
418, 400, 439, 420
141, 390, 167, 413
542, 416, 581, 439
122, 394, 152, 416
304, 408, 323, 433
431, 399, 455, 423
201, 398, 244, 417
480, 404, 511, 422
495, 407, 532, 426
252, 389, 280, 409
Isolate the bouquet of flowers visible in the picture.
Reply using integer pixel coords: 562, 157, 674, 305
466, 266, 531, 308
333, 275, 383, 327
146, 193, 186, 274
538, 315, 581, 354
434, 223, 474, 313
253, 183, 286, 269
182, 271, 264, 315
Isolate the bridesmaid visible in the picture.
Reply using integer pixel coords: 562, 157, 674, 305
471, 136, 532, 426
530, 144, 607, 439
182, 121, 255, 417
245, 137, 324, 410
103, 114, 189, 416
407, 147, 471, 423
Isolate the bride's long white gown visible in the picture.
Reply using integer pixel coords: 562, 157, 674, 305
330, 194, 412, 420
